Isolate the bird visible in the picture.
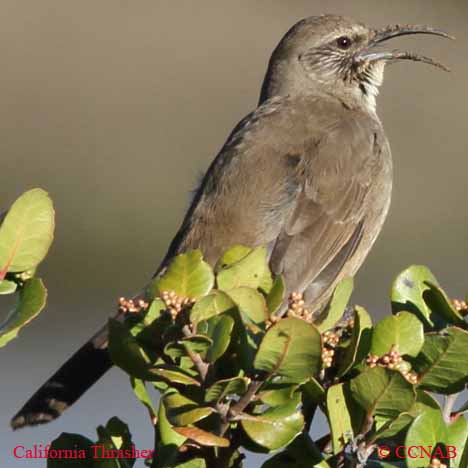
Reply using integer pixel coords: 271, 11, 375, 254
11, 14, 451, 430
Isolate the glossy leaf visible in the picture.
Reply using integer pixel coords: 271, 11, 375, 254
227, 287, 268, 325
316, 277, 354, 332
108, 318, 153, 380
150, 366, 200, 387
164, 392, 214, 426
241, 399, 304, 451
95, 417, 136, 467
165, 335, 213, 360
0, 189, 54, 277
216, 245, 252, 270
205, 314, 235, 362
173, 427, 230, 447
171, 460, 206, 468
217, 246, 270, 291
302, 377, 326, 404
158, 397, 186, 447
266, 276, 286, 314
0, 279, 17, 295
0, 278, 47, 347
205, 377, 249, 403
327, 383, 354, 454
338, 306, 372, 377
258, 383, 299, 407
261, 433, 330, 468
130, 378, 157, 419
190, 290, 236, 323
447, 415, 468, 468
254, 317, 322, 383
350, 367, 416, 422
424, 281, 465, 326
405, 409, 466, 468
374, 391, 440, 440
412, 327, 468, 393
150, 250, 214, 300
370, 312, 424, 357
391, 265, 437, 326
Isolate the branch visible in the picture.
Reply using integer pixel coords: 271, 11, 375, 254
218, 380, 263, 437
182, 325, 209, 381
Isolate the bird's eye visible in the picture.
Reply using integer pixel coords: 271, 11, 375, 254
336, 36, 352, 49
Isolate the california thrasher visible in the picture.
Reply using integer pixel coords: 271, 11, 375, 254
11, 14, 451, 429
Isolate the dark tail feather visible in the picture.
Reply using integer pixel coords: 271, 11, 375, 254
11, 323, 112, 430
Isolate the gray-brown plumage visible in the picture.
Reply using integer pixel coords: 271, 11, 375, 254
11, 14, 451, 429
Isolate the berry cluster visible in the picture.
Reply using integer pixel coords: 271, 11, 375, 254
160, 290, 195, 319
366, 348, 418, 384
321, 330, 340, 369
118, 297, 149, 314
428, 458, 447, 468
453, 298, 468, 314
287, 292, 314, 322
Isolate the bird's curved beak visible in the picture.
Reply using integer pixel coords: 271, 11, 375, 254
357, 24, 454, 71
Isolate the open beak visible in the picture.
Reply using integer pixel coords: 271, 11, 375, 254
357, 24, 454, 71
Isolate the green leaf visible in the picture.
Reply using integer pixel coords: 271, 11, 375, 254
172, 427, 230, 447
95, 417, 136, 468
337, 306, 372, 377
150, 250, 214, 300
370, 312, 424, 357
447, 416, 468, 468
266, 275, 286, 314
0, 189, 54, 277
130, 378, 157, 419
204, 314, 235, 362
258, 382, 299, 407
261, 433, 330, 468
216, 245, 252, 270
0, 279, 17, 294
241, 399, 304, 450
150, 366, 200, 386
254, 317, 322, 383
108, 318, 153, 380
373, 391, 440, 440
190, 290, 236, 323
227, 287, 268, 325
302, 377, 326, 404
391, 265, 437, 327
46, 433, 95, 467
110, 323, 199, 385
205, 377, 249, 403
158, 397, 186, 447
171, 460, 206, 468
350, 367, 416, 422
412, 327, 468, 394
327, 383, 354, 454
164, 335, 213, 360
0, 278, 47, 347
163, 392, 214, 426
423, 281, 465, 326
129, 298, 166, 338
316, 277, 354, 332
405, 409, 464, 468
217, 246, 270, 291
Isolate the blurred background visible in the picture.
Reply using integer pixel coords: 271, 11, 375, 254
1, 1, 467, 466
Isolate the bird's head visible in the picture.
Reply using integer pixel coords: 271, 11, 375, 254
260, 15, 452, 112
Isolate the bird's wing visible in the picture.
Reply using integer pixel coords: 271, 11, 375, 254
269, 111, 385, 310
168, 96, 387, 313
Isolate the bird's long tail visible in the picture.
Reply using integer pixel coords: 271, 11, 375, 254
10, 321, 113, 430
